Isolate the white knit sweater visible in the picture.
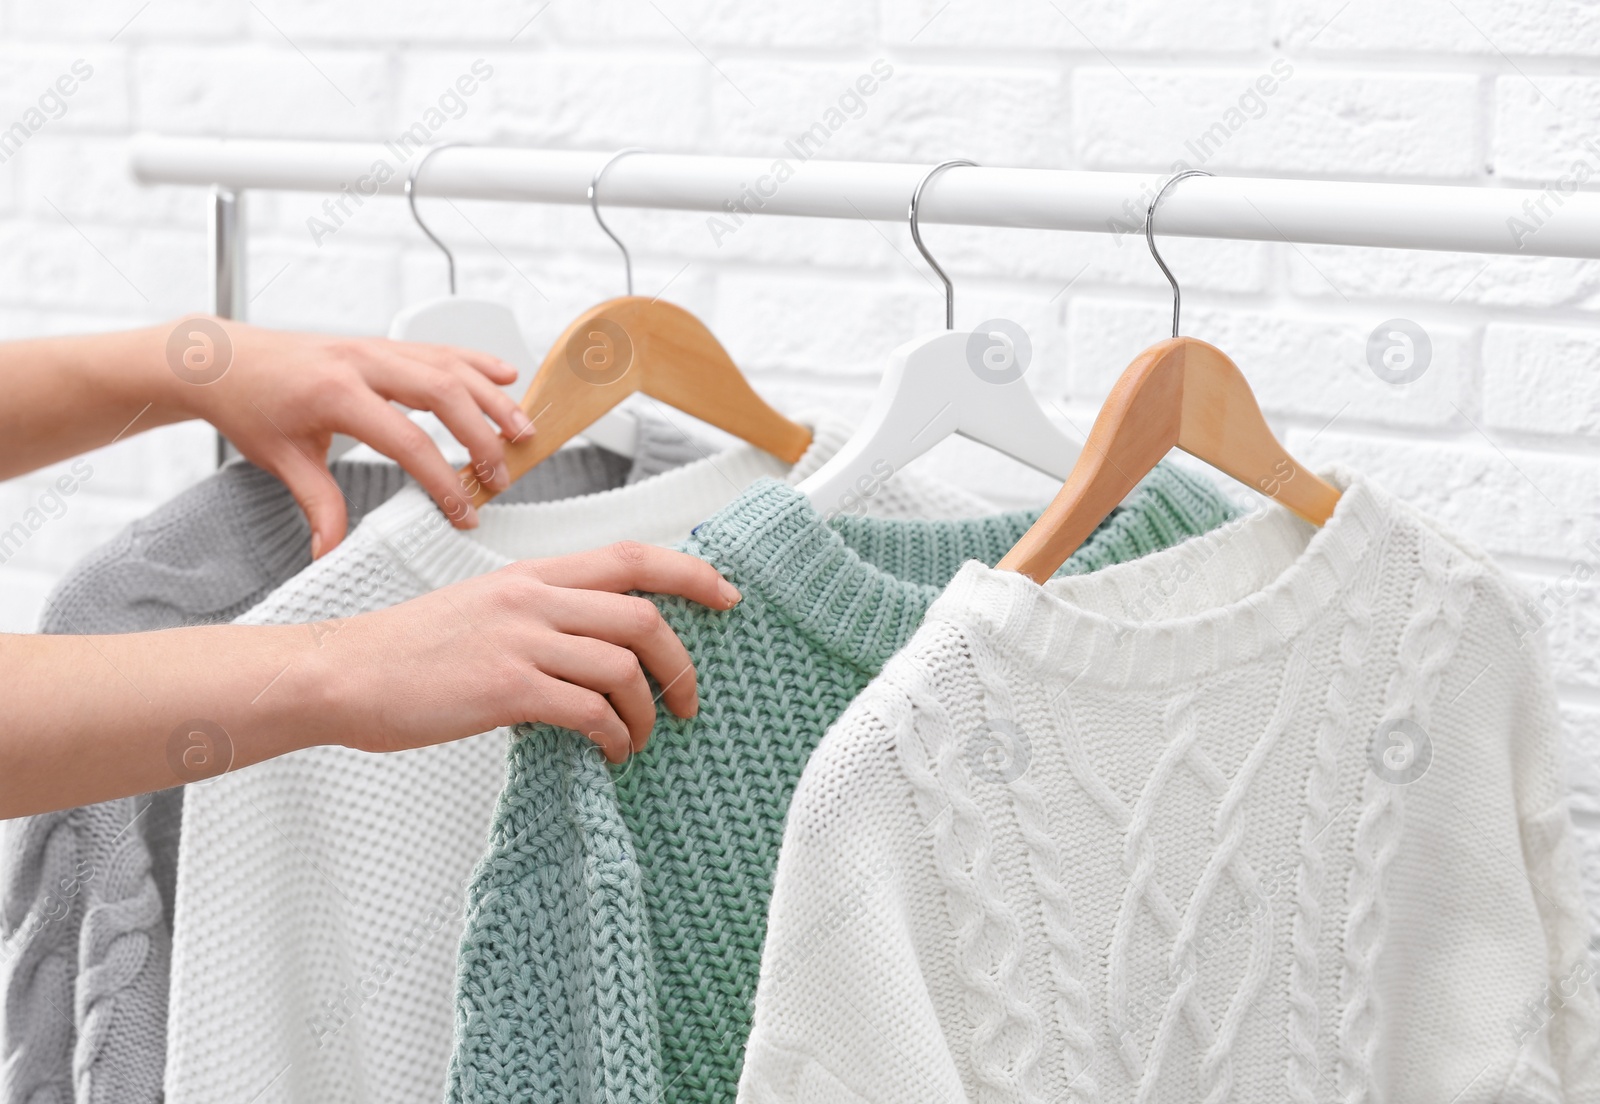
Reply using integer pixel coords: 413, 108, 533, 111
162, 421, 994, 1104
741, 470, 1600, 1104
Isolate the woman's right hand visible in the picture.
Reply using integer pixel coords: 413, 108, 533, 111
294, 541, 741, 763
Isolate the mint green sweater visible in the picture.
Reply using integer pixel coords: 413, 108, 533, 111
445, 470, 1238, 1104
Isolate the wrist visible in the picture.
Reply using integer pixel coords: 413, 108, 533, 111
73, 319, 202, 425
267, 619, 361, 752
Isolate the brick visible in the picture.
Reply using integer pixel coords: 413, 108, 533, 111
550, 0, 876, 49
244, 237, 403, 334
0, 219, 207, 316
134, 45, 389, 138
0, 46, 129, 134
1564, 704, 1600, 816
19, 135, 206, 228
1287, 429, 1600, 562
403, 51, 709, 150
713, 60, 1069, 167
11, 0, 243, 40
1483, 322, 1600, 437
1074, 66, 1482, 178
243, 0, 530, 43
1284, 245, 1600, 311
1493, 76, 1600, 182
1516, 569, 1600, 691
1279, 0, 1600, 57
881, 0, 1264, 51
1068, 297, 1474, 427
711, 272, 930, 375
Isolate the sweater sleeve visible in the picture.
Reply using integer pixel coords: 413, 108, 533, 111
739, 689, 970, 1104
1493, 572, 1600, 1096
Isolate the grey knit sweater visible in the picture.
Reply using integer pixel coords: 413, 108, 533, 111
0, 419, 702, 1104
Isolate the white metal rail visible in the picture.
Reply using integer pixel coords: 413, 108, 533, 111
131, 133, 1600, 260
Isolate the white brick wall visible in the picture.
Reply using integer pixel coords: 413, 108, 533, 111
0, 3, 1597, 841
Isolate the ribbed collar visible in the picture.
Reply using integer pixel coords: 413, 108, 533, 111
364, 418, 862, 595
682, 464, 1238, 674
936, 468, 1391, 689
685, 479, 1039, 671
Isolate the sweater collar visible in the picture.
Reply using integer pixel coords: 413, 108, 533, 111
363, 416, 863, 594
936, 467, 1390, 689
681, 463, 1238, 674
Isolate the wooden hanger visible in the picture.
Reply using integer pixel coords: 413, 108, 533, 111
465, 150, 811, 506
800, 160, 1081, 517
998, 171, 1340, 583
391, 143, 640, 471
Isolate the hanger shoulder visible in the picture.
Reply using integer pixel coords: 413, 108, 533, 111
1174, 339, 1340, 527
998, 337, 1341, 584
476, 296, 809, 506
799, 330, 1083, 517
997, 339, 1185, 582
617, 297, 812, 464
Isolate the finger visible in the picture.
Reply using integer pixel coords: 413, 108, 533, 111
538, 636, 657, 753
390, 339, 518, 385
523, 542, 740, 612
522, 674, 632, 764
451, 361, 535, 445
333, 393, 477, 528
258, 444, 349, 558
542, 590, 698, 719
367, 355, 511, 494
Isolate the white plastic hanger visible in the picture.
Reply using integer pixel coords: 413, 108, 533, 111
799, 160, 1081, 517
384, 142, 637, 461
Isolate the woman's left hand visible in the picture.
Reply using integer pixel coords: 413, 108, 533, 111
168, 316, 536, 556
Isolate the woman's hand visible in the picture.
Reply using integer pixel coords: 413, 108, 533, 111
172, 318, 535, 556
299, 542, 740, 764
1, 542, 739, 818
0, 316, 536, 558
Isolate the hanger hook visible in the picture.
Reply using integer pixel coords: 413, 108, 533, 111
405, 142, 470, 296
908, 159, 977, 330
589, 147, 648, 296
1145, 168, 1212, 339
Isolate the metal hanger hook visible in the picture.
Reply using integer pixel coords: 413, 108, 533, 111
908, 158, 977, 331
405, 142, 471, 296
589, 147, 649, 296
1145, 168, 1212, 339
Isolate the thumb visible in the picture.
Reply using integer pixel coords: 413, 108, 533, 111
268, 448, 349, 559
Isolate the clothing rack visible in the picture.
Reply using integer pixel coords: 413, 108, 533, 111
128, 133, 1600, 463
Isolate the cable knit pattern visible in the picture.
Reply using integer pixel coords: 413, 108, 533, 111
1285, 570, 1377, 1103
741, 469, 1600, 1104
3, 458, 413, 1104
1337, 518, 1474, 1102
162, 418, 1004, 1104
445, 465, 1238, 1104
6, 440, 675, 1104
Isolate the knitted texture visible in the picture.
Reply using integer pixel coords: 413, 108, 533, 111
3, 457, 410, 1104
161, 418, 995, 1104
740, 470, 1600, 1103
444, 464, 1238, 1104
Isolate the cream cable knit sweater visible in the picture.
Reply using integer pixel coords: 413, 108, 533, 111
741, 470, 1600, 1104
162, 419, 995, 1104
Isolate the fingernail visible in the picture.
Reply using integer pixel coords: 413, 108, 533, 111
311, 531, 323, 560
461, 502, 479, 528
717, 579, 742, 608
496, 461, 510, 489
512, 409, 534, 435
